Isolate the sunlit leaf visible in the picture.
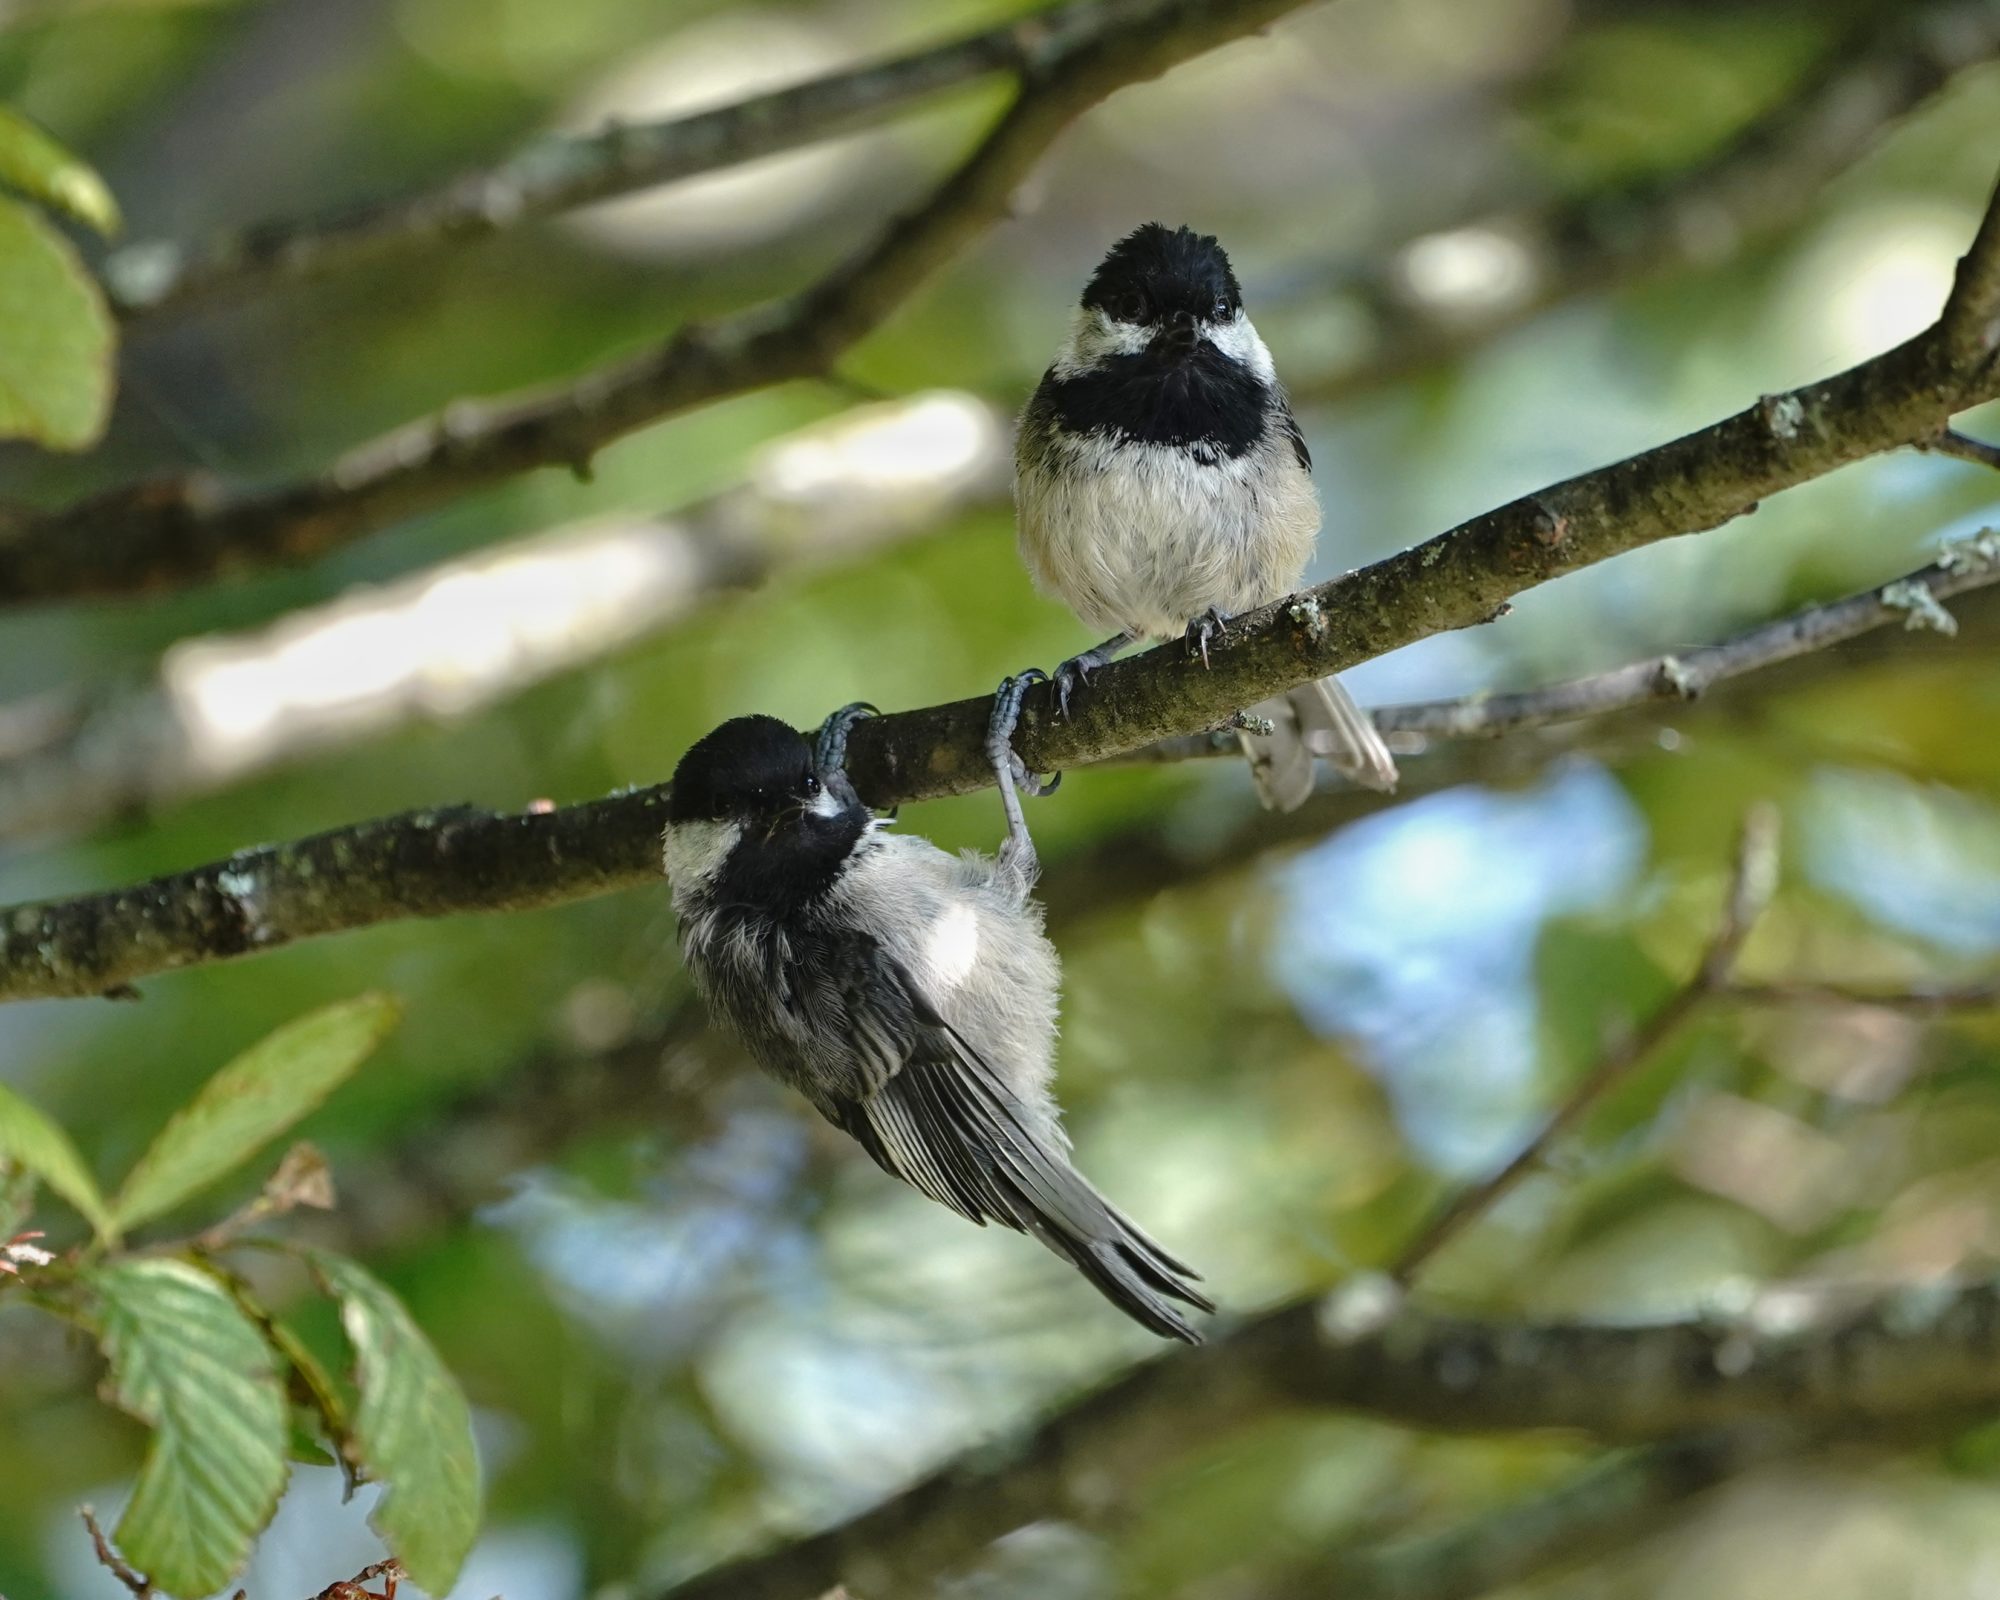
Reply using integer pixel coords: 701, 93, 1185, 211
112, 994, 401, 1231
0, 105, 120, 234
0, 1079, 114, 1240
0, 192, 113, 449
86, 1258, 288, 1597
311, 1251, 481, 1593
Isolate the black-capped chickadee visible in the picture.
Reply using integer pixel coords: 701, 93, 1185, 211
660, 678, 1212, 1341
1016, 222, 1399, 810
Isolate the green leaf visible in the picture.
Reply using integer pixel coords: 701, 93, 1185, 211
310, 1252, 481, 1593
0, 192, 114, 450
0, 106, 120, 234
0, 1079, 114, 1239
112, 994, 401, 1231
86, 1258, 288, 1597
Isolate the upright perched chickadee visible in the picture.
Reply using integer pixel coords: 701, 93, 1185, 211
660, 679, 1212, 1341
1016, 222, 1399, 810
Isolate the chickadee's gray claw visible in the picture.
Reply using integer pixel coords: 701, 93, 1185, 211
1184, 607, 1232, 670
987, 671, 1060, 796
1046, 632, 1134, 721
989, 672, 1057, 879
1051, 660, 1088, 721
814, 700, 879, 775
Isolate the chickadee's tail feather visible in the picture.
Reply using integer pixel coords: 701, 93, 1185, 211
1239, 674, 1398, 811
853, 1045, 1213, 1342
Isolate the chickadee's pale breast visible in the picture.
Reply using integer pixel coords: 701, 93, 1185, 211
1015, 320, 1320, 641
1018, 414, 1318, 639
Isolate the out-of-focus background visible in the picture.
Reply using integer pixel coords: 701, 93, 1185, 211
2, 0, 1999, 1594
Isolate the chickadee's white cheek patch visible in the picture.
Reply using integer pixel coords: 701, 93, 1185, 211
662, 819, 742, 888
807, 786, 844, 819
1203, 313, 1275, 382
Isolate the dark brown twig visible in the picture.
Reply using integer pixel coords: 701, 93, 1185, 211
1389, 805, 1780, 1284
1918, 428, 2000, 471
80, 1507, 153, 1598
312, 1558, 402, 1600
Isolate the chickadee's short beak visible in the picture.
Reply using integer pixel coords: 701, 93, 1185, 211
762, 801, 808, 841
1161, 310, 1199, 352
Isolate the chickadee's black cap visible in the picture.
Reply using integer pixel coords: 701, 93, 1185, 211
667, 714, 812, 823
1080, 223, 1242, 322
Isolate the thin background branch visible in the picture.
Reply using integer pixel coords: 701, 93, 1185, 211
1264, 1429, 1793, 1600
653, 1271, 2000, 1600
99, 1, 1113, 321
1290, 0, 2000, 406
1119, 538, 2000, 765
1390, 804, 1779, 1284
0, 0, 1312, 605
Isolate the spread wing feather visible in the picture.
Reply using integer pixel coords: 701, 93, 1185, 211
813, 930, 1212, 1341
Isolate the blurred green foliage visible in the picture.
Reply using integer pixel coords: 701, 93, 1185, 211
0, 0, 1998, 1596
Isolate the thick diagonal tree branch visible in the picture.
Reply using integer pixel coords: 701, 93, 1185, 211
0, 0, 1309, 605
654, 1274, 2000, 1600
0, 384, 1992, 1000
2, 537, 1995, 1006
1, 166, 1998, 1005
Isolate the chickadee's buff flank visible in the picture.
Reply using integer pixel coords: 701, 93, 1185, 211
1016, 222, 1399, 810
660, 685, 1212, 1341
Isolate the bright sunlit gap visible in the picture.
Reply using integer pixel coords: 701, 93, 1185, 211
162, 393, 1004, 779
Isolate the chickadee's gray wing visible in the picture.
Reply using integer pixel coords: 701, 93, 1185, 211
1276, 393, 1311, 473
814, 930, 1214, 1342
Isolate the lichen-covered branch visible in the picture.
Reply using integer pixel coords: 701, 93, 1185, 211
1292, 0, 2000, 407
101, 2, 1107, 321
0, 544, 1984, 1007
1120, 538, 2000, 764
1, 170, 1996, 1003
654, 1275, 2000, 1600
0, 0, 1309, 606
0, 793, 674, 1002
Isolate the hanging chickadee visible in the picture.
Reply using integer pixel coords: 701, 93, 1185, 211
1016, 222, 1399, 810
660, 678, 1212, 1341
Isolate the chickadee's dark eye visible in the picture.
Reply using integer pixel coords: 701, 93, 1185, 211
1113, 289, 1149, 324
1212, 295, 1233, 319
802, 773, 821, 797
